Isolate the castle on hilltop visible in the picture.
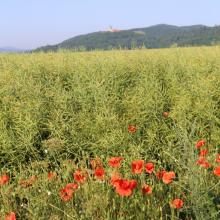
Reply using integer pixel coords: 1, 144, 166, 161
108, 26, 120, 33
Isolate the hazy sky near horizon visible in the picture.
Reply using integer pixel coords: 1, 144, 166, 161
1, 0, 220, 49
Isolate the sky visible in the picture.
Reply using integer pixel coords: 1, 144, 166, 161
1, 0, 220, 49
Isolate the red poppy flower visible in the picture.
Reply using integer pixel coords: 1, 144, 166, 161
196, 157, 211, 168
65, 183, 78, 190
59, 187, 73, 201
0, 174, 9, 185
131, 160, 144, 174
59, 182, 78, 201
201, 162, 211, 168
163, 112, 169, 118
110, 172, 121, 188
108, 157, 123, 168
196, 157, 206, 165
142, 184, 152, 195
115, 179, 136, 196
199, 149, 208, 157
145, 162, 154, 174
129, 179, 137, 190
128, 125, 137, 133
216, 154, 220, 163
73, 170, 87, 184
213, 166, 220, 177
5, 212, 16, 220
94, 168, 105, 180
195, 139, 206, 149
47, 172, 56, 180
156, 170, 166, 180
162, 171, 175, 184
171, 199, 184, 209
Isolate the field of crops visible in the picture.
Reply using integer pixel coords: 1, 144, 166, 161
0, 47, 220, 219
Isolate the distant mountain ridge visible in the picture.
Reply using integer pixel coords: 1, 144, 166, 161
0, 47, 26, 53
35, 24, 220, 52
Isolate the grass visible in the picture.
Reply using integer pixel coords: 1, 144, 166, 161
0, 46, 220, 219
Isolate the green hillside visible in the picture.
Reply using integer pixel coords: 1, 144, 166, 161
35, 24, 220, 51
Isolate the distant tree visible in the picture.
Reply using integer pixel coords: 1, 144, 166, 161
131, 40, 137, 49
78, 46, 86, 52
170, 43, 178, 48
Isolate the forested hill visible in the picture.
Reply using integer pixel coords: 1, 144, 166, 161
35, 24, 220, 51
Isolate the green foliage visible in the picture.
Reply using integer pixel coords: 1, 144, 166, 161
0, 47, 220, 219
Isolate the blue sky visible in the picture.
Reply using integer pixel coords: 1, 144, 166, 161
1, 0, 220, 49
